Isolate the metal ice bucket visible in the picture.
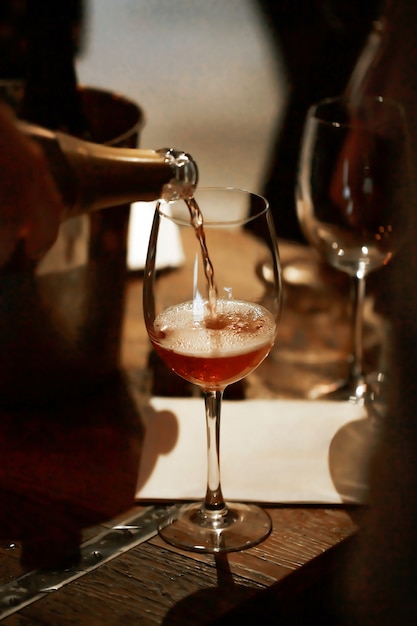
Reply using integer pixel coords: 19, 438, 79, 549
0, 84, 144, 409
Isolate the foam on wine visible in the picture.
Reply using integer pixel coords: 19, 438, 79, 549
151, 299, 276, 389
153, 299, 274, 355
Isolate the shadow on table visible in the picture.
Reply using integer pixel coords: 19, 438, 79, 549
0, 371, 147, 570
162, 552, 260, 625
328, 415, 381, 504
162, 543, 355, 626
134, 402, 179, 495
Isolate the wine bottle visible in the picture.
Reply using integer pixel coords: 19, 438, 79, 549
18, 120, 199, 217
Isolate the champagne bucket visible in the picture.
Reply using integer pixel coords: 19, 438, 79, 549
0, 83, 145, 409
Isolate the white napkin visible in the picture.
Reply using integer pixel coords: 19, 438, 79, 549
135, 397, 373, 505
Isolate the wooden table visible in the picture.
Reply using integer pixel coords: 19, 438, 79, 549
0, 237, 382, 624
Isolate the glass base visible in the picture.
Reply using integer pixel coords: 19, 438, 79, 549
308, 376, 367, 404
159, 501, 272, 553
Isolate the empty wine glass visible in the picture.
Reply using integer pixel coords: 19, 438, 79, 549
296, 96, 409, 402
143, 187, 282, 552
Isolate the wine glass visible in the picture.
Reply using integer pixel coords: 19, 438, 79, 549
296, 96, 409, 402
143, 187, 282, 552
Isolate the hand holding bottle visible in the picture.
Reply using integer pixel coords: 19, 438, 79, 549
0, 105, 64, 266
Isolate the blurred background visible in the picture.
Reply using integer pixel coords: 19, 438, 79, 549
74, 0, 284, 267
76, 0, 284, 193
74, 0, 380, 248
0, 0, 381, 252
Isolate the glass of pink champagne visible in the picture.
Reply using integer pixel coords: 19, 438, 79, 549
143, 187, 282, 552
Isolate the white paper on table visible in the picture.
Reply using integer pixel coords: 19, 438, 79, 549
127, 202, 185, 271
135, 397, 373, 505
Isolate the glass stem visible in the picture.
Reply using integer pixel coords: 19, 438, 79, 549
351, 273, 366, 383
202, 390, 226, 512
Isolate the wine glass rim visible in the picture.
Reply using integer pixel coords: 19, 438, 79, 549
158, 186, 271, 227
310, 95, 406, 125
